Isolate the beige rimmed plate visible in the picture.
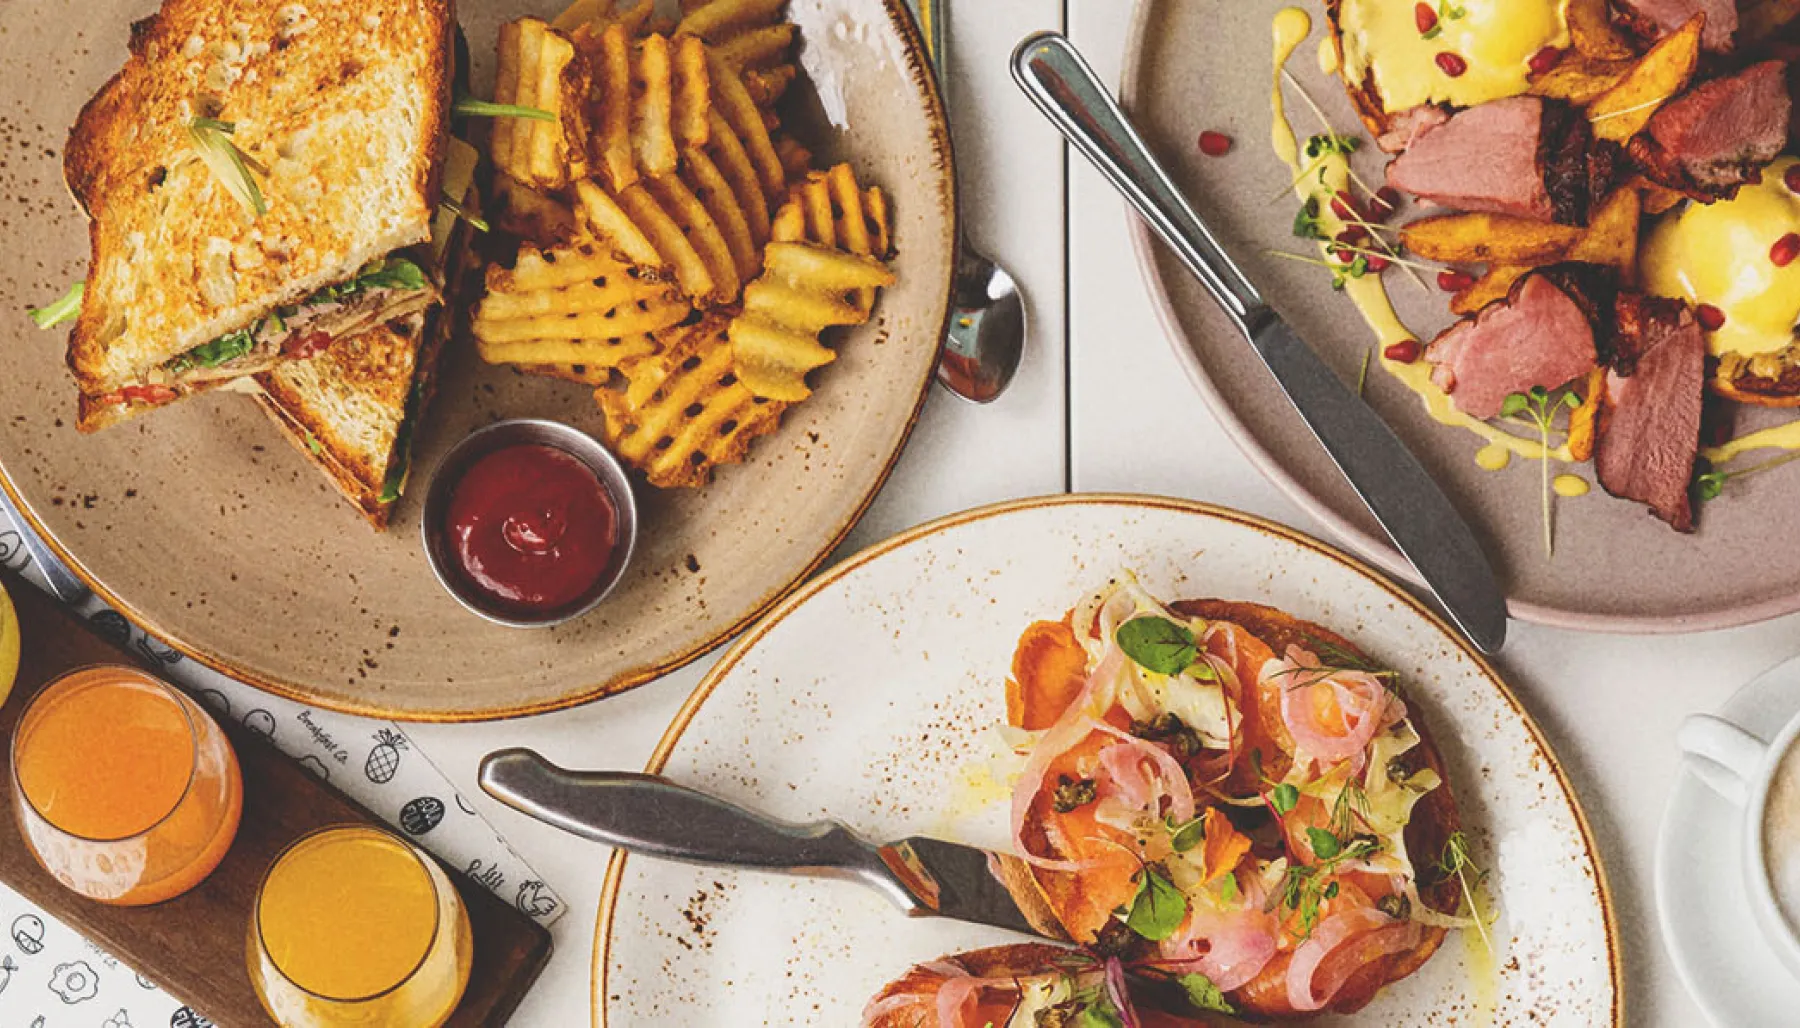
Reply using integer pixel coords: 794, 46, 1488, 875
1123, 0, 1800, 632
0, 0, 952, 720
595, 495, 1622, 1026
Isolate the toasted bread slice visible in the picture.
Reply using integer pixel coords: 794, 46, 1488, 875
1009, 599, 1464, 1019
254, 308, 447, 528
63, 0, 453, 402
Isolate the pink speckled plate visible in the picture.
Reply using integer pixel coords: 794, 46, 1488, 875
0, 0, 951, 720
1123, 1, 1800, 633
595, 495, 1621, 1026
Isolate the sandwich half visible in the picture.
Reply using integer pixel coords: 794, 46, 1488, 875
250, 137, 481, 528
62, 0, 454, 431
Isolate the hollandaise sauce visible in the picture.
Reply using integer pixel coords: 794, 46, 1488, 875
1337, 0, 1571, 113
1270, 9, 1572, 467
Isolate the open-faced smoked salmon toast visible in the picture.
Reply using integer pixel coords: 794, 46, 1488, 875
862, 944, 1217, 1028
865, 575, 1483, 1025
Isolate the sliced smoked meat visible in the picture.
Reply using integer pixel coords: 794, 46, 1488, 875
1377, 104, 1451, 154
1617, 0, 1738, 53
1634, 61, 1792, 197
1596, 295, 1706, 532
1426, 271, 1601, 419
1387, 97, 1603, 224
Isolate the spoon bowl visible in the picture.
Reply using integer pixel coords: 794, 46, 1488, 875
938, 248, 1025, 403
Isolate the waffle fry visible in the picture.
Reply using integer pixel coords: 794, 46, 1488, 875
745, 64, 798, 108
703, 110, 772, 244
574, 179, 663, 267
708, 50, 786, 200
729, 239, 894, 401
518, 363, 615, 386
631, 34, 678, 177
598, 313, 789, 488
583, 22, 638, 192
646, 172, 742, 301
681, 146, 759, 280
713, 25, 795, 69
553, 0, 652, 35
672, 36, 713, 149
617, 182, 717, 299
676, 0, 787, 44
491, 174, 579, 246
492, 19, 584, 189
473, 241, 690, 365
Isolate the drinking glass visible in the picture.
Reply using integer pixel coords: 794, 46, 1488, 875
249, 824, 474, 1027
10, 665, 242, 905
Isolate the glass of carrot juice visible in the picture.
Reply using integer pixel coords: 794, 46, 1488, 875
249, 824, 473, 1027
10, 665, 242, 905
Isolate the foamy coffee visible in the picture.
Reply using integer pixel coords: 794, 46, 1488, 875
1764, 743, 1800, 933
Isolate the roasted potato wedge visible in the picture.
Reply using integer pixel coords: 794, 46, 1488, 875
1451, 264, 1533, 316
1567, 367, 1606, 462
1588, 15, 1702, 143
1566, 188, 1641, 277
1568, 0, 1638, 60
1633, 176, 1688, 215
1529, 54, 1633, 105
1402, 213, 1584, 264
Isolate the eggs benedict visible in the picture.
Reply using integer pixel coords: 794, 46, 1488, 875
1642, 156, 1800, 405
1331, 0, 1572, 145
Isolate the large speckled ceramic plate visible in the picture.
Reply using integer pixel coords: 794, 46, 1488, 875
0, 0, 951, 719
595, 495, 1621, 1026
1124, 1, 1800, 632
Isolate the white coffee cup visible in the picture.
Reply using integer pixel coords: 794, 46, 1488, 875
1680, 709, 1800, 979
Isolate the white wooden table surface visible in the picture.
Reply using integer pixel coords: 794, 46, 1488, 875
299, 4, 1800, 1025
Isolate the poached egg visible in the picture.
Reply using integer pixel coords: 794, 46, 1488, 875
1338, 0, 1572, 113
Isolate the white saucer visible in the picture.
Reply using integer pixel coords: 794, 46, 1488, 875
1656, 654, 1800, 1025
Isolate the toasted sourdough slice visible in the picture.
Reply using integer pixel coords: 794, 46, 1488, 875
864, 944, 1215, 1028
63, 0, 453, 403
1007, 599, 1462, 1019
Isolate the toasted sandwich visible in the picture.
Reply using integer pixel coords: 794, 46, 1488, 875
251, 137, 481, 528
62, 0, 455, 431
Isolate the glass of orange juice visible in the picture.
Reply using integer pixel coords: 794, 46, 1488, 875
10, 665, 242, 905
249, 824, 473, 1027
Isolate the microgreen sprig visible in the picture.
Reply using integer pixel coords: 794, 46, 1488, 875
1696, 450, 1800, 502
1501, 386, 1579, 557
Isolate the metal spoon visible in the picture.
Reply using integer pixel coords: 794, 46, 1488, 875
911, 0, 1026, 404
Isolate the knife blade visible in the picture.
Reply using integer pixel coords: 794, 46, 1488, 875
477, 748, 1064, 940
1010, 31, 1508, 655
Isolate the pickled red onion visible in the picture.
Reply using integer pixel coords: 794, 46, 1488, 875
1284, 906, 1423, 1012
1091, 722, 1196, 825
1270, 647, 1406, 766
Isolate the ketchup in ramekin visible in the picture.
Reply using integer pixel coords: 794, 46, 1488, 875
443, 444, 619, 617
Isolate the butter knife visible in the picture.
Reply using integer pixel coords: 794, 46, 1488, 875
0, 481, 89, 604
1011, 32, 1507, 655
478, 748, 1065, 940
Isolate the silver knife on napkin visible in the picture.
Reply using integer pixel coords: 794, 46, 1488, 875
478, 748, 1065, 940
1010, 32, 1507, 655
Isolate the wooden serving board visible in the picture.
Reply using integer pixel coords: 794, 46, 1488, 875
0, 571, 552, 1026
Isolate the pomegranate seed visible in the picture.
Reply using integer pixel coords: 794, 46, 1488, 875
1336, 226, 1368, 246
1437, 270, 1475, 292
1529, 47, 1565, 75
1370, 186, 1403, 219
1436, 52, 1468, 77
1414, 2, 1438, 34
1773, 233, 1800, 268
1785, 164, 1800, 194
1334, 246, 1359, 265
1385, 339, 1423, 363
1695, 303, 1727, 331
1365, 254, 1392, 273
1330, 191, 1362, 223
1198, 130, 1233, 157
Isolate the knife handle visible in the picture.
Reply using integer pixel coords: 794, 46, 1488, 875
478, 749, 922, 908
1011, 31, 1262, 322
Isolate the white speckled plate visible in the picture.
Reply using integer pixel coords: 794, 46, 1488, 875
595, 495, 1621, 1026
0, 0, 951, 721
